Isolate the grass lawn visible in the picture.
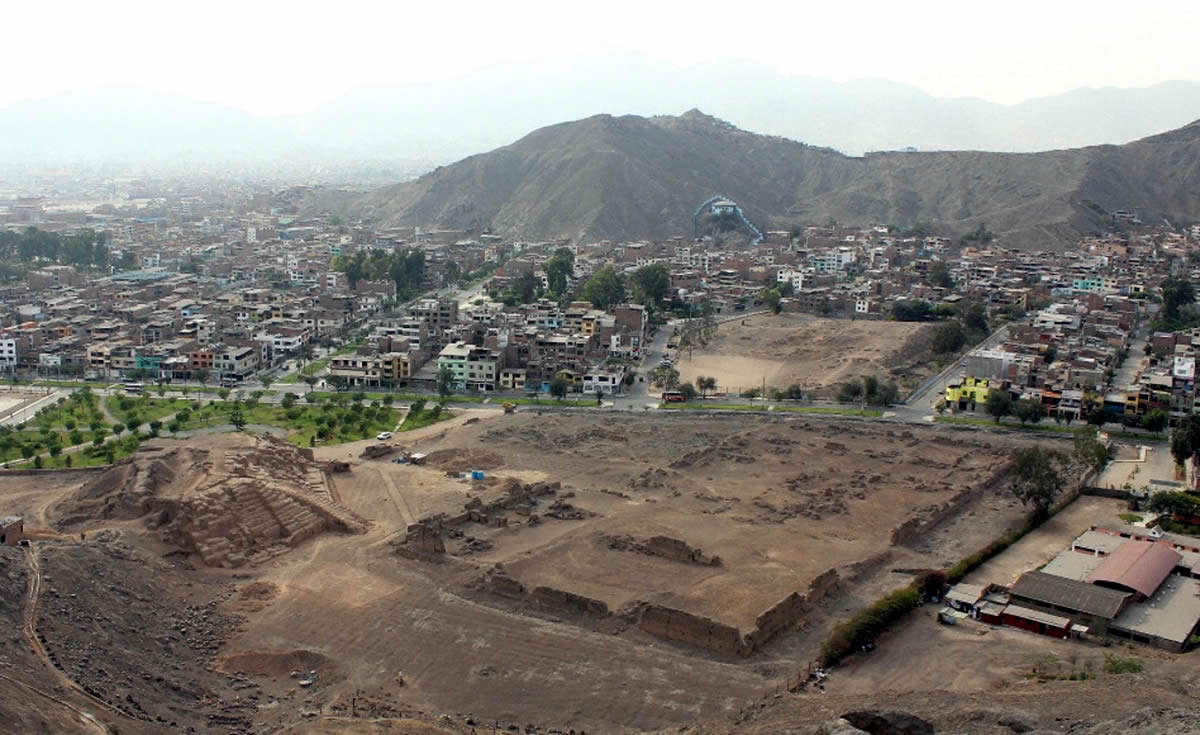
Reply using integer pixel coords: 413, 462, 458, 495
934, 415, 1165, 441
174, 399, 400, 447
661, 402, 883, 417
26, 390, 108, 431
105, 394, 186, 426
4, 433, 143, 470
398, 404, 454, 432
0, 430, 70, 464
504, 396, 599, 407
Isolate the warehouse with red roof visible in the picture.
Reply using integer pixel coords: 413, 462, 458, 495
1087, 540, 1182, 600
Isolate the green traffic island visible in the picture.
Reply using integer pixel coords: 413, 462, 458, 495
658, 400, 883, 417
106, 395, 400, 448
0, 389, 112, 465
303, 390, 602, 407
397, 400, 454, 432
933, 415, 1165, 441
105, 394, 186, 426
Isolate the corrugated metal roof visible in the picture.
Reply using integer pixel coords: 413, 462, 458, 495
1004, 604, 1072, 629
1010, 571, 1129, 619
1088, 540, 1181, 598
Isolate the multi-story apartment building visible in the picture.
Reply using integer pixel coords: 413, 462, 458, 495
437, 341, 501, 391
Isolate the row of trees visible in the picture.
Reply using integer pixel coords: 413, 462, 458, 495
0, 227, 111, 268
502, 252, 672, 311
333, 248, 426, 298
836, 375, 900, 406
974, 390, 1169, 435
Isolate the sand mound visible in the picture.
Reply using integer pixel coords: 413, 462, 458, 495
239, 581, 280, 601
56, 433, 367, 568
218, 649, 336, 679
423, 448, 504, 474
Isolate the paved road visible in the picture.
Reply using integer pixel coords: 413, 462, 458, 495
1112, 322, 1149, 392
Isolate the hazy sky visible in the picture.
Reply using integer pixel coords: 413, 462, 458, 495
7, 0, 1199, 115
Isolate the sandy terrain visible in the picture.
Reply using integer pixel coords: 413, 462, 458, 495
963, 495, 1129, 587
0, 413, 1097, 733
675, 313, 934, 396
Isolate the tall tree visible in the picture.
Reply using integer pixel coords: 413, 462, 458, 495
986, 390, 1013, 423
1014, 397, 1044, 425
581, 265, 626, 309
544, 248, 575, 297
436, 365, 455, 397
761, 287, 782, 314
1161, 276, 1195, 322
630, 263, 670, 306
1008, 446, 1067, 521
927, 260, 953, 288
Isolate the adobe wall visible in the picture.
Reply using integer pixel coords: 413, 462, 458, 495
890, 463, 1011, 546
530, 586, 609, 616
743, 568, 841, 651
481, 568, 608, 616
638, 605, 749, 658
604, 534, 721, 566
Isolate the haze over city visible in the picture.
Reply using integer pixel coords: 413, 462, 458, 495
3, 0, 1200, 166
2, 3, 1200, 735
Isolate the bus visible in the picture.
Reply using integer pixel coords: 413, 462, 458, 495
661, 390, 686, 403
122, 382, 145, 394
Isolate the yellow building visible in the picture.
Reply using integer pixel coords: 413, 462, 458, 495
946, 376, 991, 405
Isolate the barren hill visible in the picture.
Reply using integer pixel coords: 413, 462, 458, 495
352, 111, 1200, 248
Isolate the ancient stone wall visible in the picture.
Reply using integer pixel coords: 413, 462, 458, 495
604, 534, 721, 566
530, 586, 610, 616
403, 523, 446, 554
890, 462, 1012, 545
638, 605, 749, 657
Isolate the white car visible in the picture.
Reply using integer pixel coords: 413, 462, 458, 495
376, 431, 393, 440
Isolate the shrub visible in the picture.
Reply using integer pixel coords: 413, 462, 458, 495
946, 518, 1037, 583
819, 584, 921, 667
1103, 654, 1144, 674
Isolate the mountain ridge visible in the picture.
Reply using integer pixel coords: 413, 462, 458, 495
3, 72, 1200, 167
349, 110, 1200, 248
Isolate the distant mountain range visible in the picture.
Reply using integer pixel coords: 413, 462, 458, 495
2, 64, 1200, 168
347, 110, 1200, 249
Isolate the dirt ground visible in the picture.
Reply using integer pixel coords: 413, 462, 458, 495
963, 495, 1129, 587
0, 413, 1100, 734
675, 313, 934, 396
228, 412, 1044, 732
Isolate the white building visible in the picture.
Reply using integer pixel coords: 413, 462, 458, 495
583, 369, 625, 395
0, 339, 15, 370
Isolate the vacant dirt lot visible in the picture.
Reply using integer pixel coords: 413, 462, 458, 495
964, 495, 1129, 587
676, 312, 935, 396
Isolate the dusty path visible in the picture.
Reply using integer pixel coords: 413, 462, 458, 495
21, 544, 131, 734
376, 466, 417, 526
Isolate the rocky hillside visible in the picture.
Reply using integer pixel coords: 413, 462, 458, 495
351, 111, 1200, 249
